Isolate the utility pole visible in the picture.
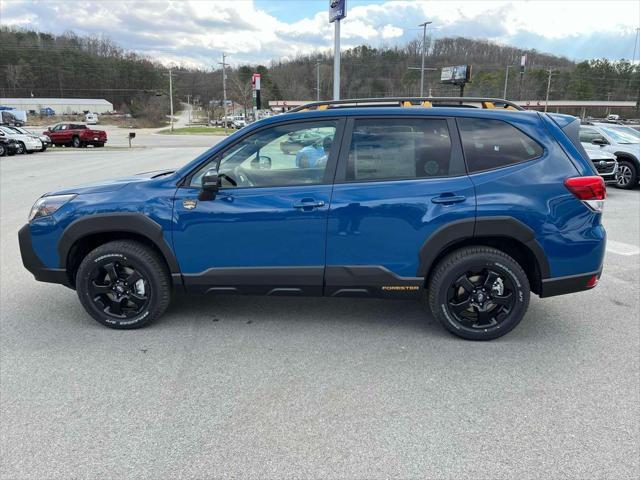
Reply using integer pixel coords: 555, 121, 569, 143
503, 65, 513, 99
168, 68, 174, 132
186, 94, 191, 124
316, 60, 321, 101
544, 68, 554, 112
333, 20, 341, 100
218, 53, 229, 134
419, 21, 433, 97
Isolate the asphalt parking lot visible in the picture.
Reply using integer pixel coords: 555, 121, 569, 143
1, 138, 639, 479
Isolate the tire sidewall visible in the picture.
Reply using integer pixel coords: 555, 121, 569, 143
434, 255, 529, 340
0, 144, 5, 156
77, 251, 160, 328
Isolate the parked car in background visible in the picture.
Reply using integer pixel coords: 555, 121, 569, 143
580, 122, 640, 189
583, 147, 618, 184
40, 107, 55, 116
7, 126, 51, 151
19, 98, 607, 341
45, 123, 107, 148
0, 137, 20, 156
0, 126, 42, 153
85, 113, 99, 125
280, 130, 324, 154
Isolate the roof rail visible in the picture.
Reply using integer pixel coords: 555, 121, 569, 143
288, 97, 525, 112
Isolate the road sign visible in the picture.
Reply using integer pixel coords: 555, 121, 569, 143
329, 0, 346, 22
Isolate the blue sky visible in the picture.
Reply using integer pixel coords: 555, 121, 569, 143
1, 0, 639, 67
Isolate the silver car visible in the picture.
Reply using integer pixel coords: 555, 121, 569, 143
580, 123, 640, 189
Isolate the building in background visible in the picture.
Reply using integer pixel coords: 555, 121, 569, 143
0, 98, 114, 115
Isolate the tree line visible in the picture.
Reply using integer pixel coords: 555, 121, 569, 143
1, 27, 638, 122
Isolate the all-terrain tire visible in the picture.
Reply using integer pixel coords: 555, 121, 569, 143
76, 240, 171, 329
427, 246, 530, 340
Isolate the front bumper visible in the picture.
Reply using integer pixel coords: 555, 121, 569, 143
18, 224, 72, 287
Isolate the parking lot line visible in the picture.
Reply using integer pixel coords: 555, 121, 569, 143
606, 240, 640, 256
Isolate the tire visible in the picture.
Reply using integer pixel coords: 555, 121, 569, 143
427, 246, 530, 340
95, 143, 104, 148
75, 240, 171, 329
615, 160, 638, 189
26, 149, 34, 154
16, 142, 25, 154
0, 144, 5, 156
72, 136, 81, 148
40, 146, 47, 152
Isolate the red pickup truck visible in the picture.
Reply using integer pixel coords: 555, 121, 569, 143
44, 123, 107, 148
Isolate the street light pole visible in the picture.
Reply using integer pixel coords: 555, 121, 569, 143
419, 21, 433, 97
316, 60, 321, 101
503, 65, 512, 99
333, 20, 341, 100
218, 53, 228, 135
544, 69, 554, 113
168, 68, 174, 132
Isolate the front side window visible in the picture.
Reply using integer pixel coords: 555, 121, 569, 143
345, 118, 454, 181
190, 120, 338, 188
458, 118, 543, 173
598, 126, 639, 144
579, 128, 602, 143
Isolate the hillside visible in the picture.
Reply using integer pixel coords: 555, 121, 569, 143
1, 27, 638, 117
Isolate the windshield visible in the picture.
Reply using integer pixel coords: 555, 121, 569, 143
599, 125, 640, 144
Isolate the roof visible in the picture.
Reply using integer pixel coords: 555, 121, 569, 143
0, 98, 113, 106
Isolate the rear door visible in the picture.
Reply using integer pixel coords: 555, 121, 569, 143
325, 116, 476, 297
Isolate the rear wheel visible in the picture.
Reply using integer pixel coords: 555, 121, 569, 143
615, 160, 637, 189
76, 240, 171, 329
0, 144, 5, 156
428, 246, 530, 340
16, 142, 25, 154
95, 143, 104, 147
72, 136, 81, 148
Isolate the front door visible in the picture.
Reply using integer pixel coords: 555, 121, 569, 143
325, 116, 476, 297
173, 118, 344, 295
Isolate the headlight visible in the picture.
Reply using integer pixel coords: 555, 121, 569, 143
28, 194, 76, 222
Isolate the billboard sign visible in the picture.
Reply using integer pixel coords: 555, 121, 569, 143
329, 0, 346, 22
440, 65, 472, 84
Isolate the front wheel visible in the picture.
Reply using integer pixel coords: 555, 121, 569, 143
615, 160, 638, 189
16, 142, 25, 154
76, 240, 171, 329
72, 136, 81, 148
427, 246, 530, 340
0, 144, 6, 156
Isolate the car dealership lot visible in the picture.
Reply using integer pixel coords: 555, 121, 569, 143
1, 142, 639, 479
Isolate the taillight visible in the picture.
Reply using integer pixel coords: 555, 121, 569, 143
564, 176, 606, 212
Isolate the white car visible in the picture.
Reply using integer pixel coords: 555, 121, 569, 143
7, 126, 51, 152
0, 126, 42, 154
580, 123, 640, 189
583, 147, 618, 184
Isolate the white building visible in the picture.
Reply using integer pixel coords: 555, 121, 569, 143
0, 98, 114, 114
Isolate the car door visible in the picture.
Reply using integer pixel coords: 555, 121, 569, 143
325, 116, 476, 297
48, 124, 66, 144
173, 118, 345, 295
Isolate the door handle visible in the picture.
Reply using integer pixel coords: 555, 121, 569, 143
293, 199, 325, 210
431, 195, 466, 205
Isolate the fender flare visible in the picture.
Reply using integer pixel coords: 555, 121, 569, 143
613, 151, 639, 168
57, 213, 180, 274
417, 216, 550, 279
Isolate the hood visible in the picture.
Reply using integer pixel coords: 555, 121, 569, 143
583, 147, 616, 160
46, 169, 175, 196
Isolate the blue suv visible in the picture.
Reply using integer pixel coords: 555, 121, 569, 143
19, 98, 607, 340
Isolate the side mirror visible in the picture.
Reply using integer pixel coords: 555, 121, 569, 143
47, 127, 52, 131
592, 137, 608, 146
251, 155, 272, 170
200, 168, 220, 201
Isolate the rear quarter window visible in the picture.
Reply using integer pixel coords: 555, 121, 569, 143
458, 118, 543, 173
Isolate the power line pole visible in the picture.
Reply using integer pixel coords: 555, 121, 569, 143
168, 68, 174, 132
316, 60, 321, 101
544, 68, 554, 112
218, 53, 229, 135
632, 27, 640, 64
186, 94, 191, 124
419, 21, 433, 97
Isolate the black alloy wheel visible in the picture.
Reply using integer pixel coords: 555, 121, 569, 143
89, 260, 150, 319
447, 268, 516, 329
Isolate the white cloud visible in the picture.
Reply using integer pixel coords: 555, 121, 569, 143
1, 0, 638, 65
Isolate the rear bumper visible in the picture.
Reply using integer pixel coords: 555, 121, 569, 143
18, 224, 72, 287
539, 269, 602, 298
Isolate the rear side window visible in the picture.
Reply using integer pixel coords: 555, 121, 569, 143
458, 118, 543, 173
346, 118, 456, 181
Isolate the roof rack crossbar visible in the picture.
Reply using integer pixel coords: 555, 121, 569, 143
288, 97, 525, 112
